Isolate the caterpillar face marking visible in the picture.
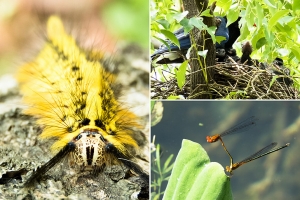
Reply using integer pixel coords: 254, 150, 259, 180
16, 15, 148, 193
70, 128, 109, 170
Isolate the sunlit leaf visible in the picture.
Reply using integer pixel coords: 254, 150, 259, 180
217, 0, 232, 13
173, 11, 189, 22
227, 4, 239, 26
268, 10, 289, 30
175, 60, 188, 89
156, 19, 170, 29
198, 50, 208, 58
264, 0, 276, 9
161, 29, 180, 49
189, 17, 205, 30
180, 18, 193, 34
200, 9, 213, 17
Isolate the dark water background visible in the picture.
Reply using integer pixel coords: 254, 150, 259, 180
151, 101, 299, 200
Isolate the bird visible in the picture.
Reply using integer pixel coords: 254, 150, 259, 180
240, 41, 254, 65
239, 42, 293, 86
260, 58, 293, 86
225, 17, 241, 52
151, 16, 235, 64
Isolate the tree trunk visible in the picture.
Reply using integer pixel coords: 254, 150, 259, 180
182, 0, 216, 99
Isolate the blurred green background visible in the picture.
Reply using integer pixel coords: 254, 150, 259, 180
0, 0, 149, 76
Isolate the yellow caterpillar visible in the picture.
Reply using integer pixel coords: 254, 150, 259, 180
16, 16, 148, 187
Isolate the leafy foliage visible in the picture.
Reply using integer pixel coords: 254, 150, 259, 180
163, 139, 232, 200
151, 0, 300, 98
151, 143, 174, 200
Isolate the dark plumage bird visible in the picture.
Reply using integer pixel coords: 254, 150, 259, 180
215, 17, 229, 48
240, 41, 253, 65
225, 17, 241, 52
260, 58, 293, 86
151, 17, 232, 64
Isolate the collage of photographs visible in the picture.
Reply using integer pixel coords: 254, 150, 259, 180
0, 0, 299, 199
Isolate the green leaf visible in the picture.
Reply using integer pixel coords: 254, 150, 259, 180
256, 37, 267, 49
255, 1, 264, 28
189, 17, 205, 30
198, 50, 208, 58
200, 9, 213, 17
216, 36, 226, 44
156, 19, 170, 29
217, 0, 232, 13
173, 11, 189, 22
252, 27, 265, 49
239, 21, 250, 41
245, 2, 255, 29
167, 95, 181, 99
264, 0, 277, 9
290, 46, 300, 61
226, 4, 239, 27
207, 26, 217, 44
270, 75, 277, 87
180, 18, 194, 34
163, 139, 232, 200
153, 36, 172, 51
175, 60, 188, 89
161, 29, 180, 49
278, 16, 294, 25
163, 154, 174, 172
293, 0, 300, 14
268, 10, 290, 30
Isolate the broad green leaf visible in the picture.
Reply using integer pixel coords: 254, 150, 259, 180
263, 23, 275, 44
173, 11, 189, 22
290, 46, 300, 61
264, 0, 277, 9
198, 50, 208, 58
268, 10, 289, 30
153, 36, 172, 51
278, 16, 294, 25
255, 1, 264, 29
216, 36, 226, 44
200, 9, 213, 17
252, 27, 265, 49
156, 19, 170, 29
256, 37, 267, 49
163, 139, 232, 200
176, 60, 188, 89
226, 4, 239, 26
207, 26, 217, 44
161, 29, 180, 49
293, 0, 300, 14
245, 2, 255, 29
189, 17, 205, 30
239, 22, 250, 41
180, 18, 194, 34
217, 0, 232, 13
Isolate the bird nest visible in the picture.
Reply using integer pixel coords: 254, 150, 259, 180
151, 63, 298, 99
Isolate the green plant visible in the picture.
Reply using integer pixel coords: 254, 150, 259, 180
151, 143, 174, 200
151, 0, 300, 96
163, 139, 233, 200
